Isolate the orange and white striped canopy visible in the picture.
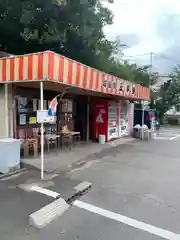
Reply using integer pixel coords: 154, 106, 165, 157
0, 50, 150, 100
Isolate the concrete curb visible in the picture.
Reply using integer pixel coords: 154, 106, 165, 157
29, 197, 69, 229
29, 181, 92, 229
0, 168, 27, 180
74, 181, 92, 192
66, 181, 92, 203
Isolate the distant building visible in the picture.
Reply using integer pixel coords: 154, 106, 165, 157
152, 74, 169, 92
166, 105, 180, 117
0, 51, 14, 58
152, 74, 180, 118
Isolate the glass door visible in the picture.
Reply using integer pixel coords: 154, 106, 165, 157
108, 102, 118, 140
120, 101, 129, 136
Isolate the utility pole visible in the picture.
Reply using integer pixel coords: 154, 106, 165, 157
142, 52, 153, 139
149, 52, 153, 87
149, 52, 154, 132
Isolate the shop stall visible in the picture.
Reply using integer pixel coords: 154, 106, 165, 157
0, 50, 149, 177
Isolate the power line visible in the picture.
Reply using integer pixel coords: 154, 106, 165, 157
154, 53, 179, 63
123, 52, 179, 63
149, 52, 153, 86
123, 52, 155, 58
123, 52, 180, 73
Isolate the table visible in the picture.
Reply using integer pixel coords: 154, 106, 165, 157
69, 131, 81, 141
45, 134, 61, 152
45, 134, 60, 140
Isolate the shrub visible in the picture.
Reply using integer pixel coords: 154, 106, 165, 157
167, 118, 179, 125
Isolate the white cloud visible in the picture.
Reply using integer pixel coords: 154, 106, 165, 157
104, 0, 180, 73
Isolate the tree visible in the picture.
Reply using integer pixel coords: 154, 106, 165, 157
0, 0, 65, 53
0, 0, 154, 91
0, 0, 115, 66
59, 0, 114, 66
155, 65, 180, 122
104, 60, 155, 87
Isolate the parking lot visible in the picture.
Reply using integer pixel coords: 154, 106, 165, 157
2, 128, 180, 240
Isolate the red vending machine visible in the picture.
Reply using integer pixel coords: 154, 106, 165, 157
93, 100, 119, 142
93, 100, 108, 141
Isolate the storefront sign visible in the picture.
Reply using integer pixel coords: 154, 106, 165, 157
102, 77, 136, 97
19, 114, 26, 125
37, 110, 56, 123
17, 96, 28, 113
126, 85, 130, 94
29, 117, 37, 124
102, 75, 116, 90
96, 109, 106, 123
119, 80, 125, 95
132, 85, 136, 95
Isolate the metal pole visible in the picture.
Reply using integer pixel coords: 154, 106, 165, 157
4, 84, 9, 137
40, 81, 44, 180
141, 101, 144, 140
149, 52, 153, 87
86, 96, 90, 141
149, 52, 153, 130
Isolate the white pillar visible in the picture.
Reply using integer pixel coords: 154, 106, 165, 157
40, 81, 44, 179
4, 84, 9, 137
141, 101, 144, 140
86, 96, 90, 141
128, 102, 134, 135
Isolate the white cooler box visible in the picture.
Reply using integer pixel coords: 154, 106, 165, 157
0, 139, 21, 174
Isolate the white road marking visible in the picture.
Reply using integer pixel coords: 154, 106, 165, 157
28, 186, 180, 239
154, 136, 171, 140
170, 134, 180, 140
0, 170, 28, 181
30, 185, 60, 198
160, 129, 180, 132
154, 132, 180, 140
73, 200, 180, 240
159, 133, 177, 136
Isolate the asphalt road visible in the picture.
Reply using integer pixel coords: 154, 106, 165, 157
2, 127, 180, 240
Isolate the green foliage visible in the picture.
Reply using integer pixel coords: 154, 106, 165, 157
0, 0, 152, 88
155, 65, 180, 121
111, 62, 152, 87
167, 118, 179, 125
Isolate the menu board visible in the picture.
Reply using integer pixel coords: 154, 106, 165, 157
57, 99, 74, 133
19, 114, 26, 125
17, 96, 34, 113
17, 96, 28, 113
61, 99, 73, 112
16, 96, 38, 126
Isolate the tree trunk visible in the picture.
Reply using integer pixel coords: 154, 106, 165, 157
159, 112, 164, 124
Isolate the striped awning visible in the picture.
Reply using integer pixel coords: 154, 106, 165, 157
0, 50, 150, 100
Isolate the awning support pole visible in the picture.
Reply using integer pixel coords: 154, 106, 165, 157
40, 81, 44, 180
141, 101, 144, 140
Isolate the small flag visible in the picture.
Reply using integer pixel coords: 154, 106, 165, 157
48, 97, 58, 116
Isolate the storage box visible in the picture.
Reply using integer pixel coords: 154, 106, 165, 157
0, 139, 20, 174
